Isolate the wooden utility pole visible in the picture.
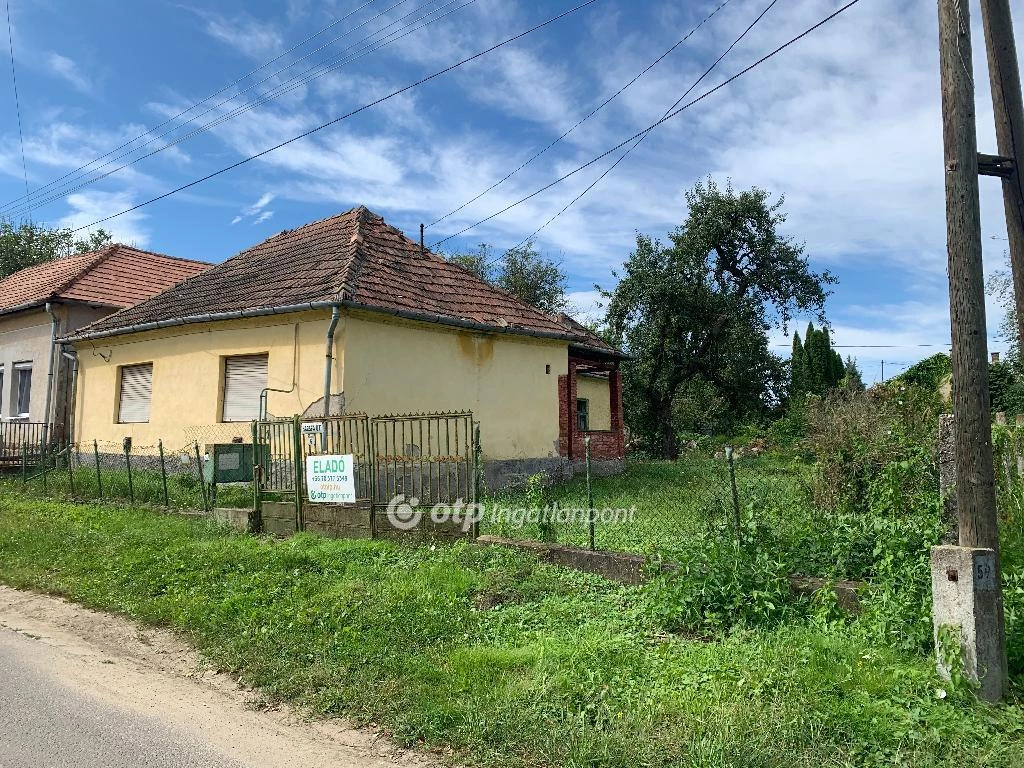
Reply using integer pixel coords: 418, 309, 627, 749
979, 0, 1024, 353
939, 0, 1001, 550
937, 0, 1007, 701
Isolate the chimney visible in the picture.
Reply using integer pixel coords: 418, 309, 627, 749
992, 352, 1001, 363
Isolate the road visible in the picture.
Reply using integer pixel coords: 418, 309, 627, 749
0, 586, 428, 768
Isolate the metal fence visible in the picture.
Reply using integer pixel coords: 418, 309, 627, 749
479, 440, 807, 557
255, 412, 480, 536
4, 439, 217, 511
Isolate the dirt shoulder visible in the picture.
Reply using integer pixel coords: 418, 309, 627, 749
0, 585, 430, 768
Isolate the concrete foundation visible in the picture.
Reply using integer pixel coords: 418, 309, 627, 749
483, 456, 625, 491
930, 545, 1008, 701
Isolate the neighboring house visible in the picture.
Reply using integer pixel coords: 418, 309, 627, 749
66, 206, 626, 483
0, 246, 209, 448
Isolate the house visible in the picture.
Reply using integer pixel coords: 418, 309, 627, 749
0, 245, 209, 451
65, 207, 625, 485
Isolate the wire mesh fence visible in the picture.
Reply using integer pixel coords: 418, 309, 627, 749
479, 445, 810, 558
0, 437, 249, 511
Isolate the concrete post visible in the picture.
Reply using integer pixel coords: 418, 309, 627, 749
930, 545, 1008, 701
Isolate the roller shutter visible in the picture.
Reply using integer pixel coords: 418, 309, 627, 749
222, 354, 268, 422
118, 364, 153, 423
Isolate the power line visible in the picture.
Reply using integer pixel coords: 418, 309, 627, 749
0, 0, 382, 213
4, 0, 29, 220
516, 0, 779, 247
4, 0, 469, 219
429, 0, 865, 249
68, 0, 602, 235
427, 0, 734, 229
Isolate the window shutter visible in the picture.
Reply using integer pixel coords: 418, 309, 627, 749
118, 364, 153, 423
222, 355, 268, 422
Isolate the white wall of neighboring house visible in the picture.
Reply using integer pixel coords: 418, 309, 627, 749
0, 308, 52, 422
0, 303, 112, 430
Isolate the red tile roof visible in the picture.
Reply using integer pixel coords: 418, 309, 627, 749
0, 245, 210, 316
71, 207, 620, 356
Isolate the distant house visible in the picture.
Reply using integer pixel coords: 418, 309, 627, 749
0, 246, 209, 449
66, 207, 625, 484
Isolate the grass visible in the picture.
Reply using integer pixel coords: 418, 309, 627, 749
482, 454, 810, 557
1, 489, 1023, 767
1, 464, 253, 511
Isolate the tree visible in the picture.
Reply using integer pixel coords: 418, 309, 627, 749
444, 240, 568, 314
987, 253, 1020, 361
446, 243, 493, 283
604, 178, 834, 458
789, 321, 845, 399
1, 221, 113, 279
841, 355, 865, 392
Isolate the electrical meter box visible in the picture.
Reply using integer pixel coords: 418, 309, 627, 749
206, 443, 266, 484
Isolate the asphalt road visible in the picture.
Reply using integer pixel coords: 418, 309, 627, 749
0, 627, 245, 768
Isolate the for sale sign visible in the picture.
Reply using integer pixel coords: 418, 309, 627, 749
305, 454, 356, 503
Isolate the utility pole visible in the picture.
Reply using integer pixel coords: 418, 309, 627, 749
935, 0, 1007, 701
979, 0, 1024, 353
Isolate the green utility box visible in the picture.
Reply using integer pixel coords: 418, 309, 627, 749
206, 443, 267, 484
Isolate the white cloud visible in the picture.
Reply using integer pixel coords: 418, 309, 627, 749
46, 53, 92, 94
58, 190, 149, 247
230, 191, 276, 225
202, 14, 284, 58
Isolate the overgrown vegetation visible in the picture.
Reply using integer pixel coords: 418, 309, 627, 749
603, 178, 835, 458
1, 493, 1023, 767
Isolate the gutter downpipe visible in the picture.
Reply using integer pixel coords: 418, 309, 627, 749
323, 306, 341, 420
60, 348, 78, 446
43, 303, 59, 447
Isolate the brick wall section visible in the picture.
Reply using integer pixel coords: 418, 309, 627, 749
558, 361, 624, 461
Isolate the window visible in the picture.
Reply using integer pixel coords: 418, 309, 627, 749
0, 365, 4, 416
14, 363, 31, 419
222, 354, 268, 422
118, 363, 153, 423
576, 398, 589, 432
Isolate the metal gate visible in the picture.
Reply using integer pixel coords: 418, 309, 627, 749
253, 412, 479, 539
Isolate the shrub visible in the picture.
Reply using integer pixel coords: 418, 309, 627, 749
804, 383, 942, 517
643, 509, 796, 635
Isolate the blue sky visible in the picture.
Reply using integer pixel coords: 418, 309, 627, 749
1, 0, 1021, 381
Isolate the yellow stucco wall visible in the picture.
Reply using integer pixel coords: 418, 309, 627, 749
74, 311, 335, 451
341, 311, 567, 459
576, 374, 611, 431
73, 307, 570, 458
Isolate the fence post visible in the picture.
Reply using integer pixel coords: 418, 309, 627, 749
726, 446, 741, 542
251, 421, 263, 533
473, 422, 483, 540
21, 443, 27, 485
158, 440, 170, 508
67, 442, 76, 497
41, 442, 49, 494
124, 439, 134, 505
292, 415, 303, 532
586, 436, 595, 550
93, 439, 103, 499
194, 442, 208, 512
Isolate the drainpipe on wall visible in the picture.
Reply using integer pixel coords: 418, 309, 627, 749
323, 306, 341, 419
60, 348, 78, 445
42, 302, 60, 446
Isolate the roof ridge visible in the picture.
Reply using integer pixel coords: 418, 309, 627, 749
51, 245, 118, 299
115, 244, 212, 267
337, 209, 372, 301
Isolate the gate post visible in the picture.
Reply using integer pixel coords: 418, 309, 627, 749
251, 420, 263, 533
366, 417, 377, 539
292, 414, 303, 533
